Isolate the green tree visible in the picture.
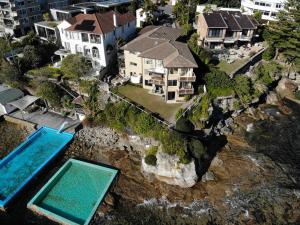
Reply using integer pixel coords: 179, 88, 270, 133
253, 10, 263, 24
188, 33, 212, 64
175, 117, 195, 133
23, 45, 42, 68
129, 0, 138, 14
204, 69, 233, 97
61, 54, 91, 82
264, 0, 300, 70
234, 76, 254, 105
36, 81, 62, 107
0, 61, 22, 87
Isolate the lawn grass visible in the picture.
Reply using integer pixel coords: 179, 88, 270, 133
116, 84, 182, 122
217, 58, 248, 74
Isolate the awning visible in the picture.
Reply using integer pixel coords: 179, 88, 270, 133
8, 95, 39, 110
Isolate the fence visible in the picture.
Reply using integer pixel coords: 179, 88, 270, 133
229, 47, 266, 78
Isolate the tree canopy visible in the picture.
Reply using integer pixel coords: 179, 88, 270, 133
264, 0, 300, 70
61, 54, 91, 80
36, 81, 62, 107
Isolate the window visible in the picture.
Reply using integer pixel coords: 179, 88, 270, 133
263, 11, 270, 15
259, 2, 265, 6
156, 60, 163, 67
208, 29, 222, 37
254, 1, 259, 5
90, 34, 101, 43
167, 80, 177, 86
130, 62, 137, 66
145, 80, 152, 86
92, 47, 100, 58
145, 59, 152, 64
271, 12, 276, 17
127, 22, 130, 27
170, 68, 178, 74
81, 33, 89, 42
276, 3, 282, 8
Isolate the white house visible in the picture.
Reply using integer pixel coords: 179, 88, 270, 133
241, 0, 287, 21
136, 8, 162, 28
56, 10, 136, 74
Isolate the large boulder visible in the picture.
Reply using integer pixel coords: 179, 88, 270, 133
142, 151, 198, 188
276, 78, 297, 98
266, 91, 280, 105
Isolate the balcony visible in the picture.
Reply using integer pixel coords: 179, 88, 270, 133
178, 87, 194, 95
150, 73, 164, 80
206, 36, 223, 42
224, 36, 237, 43
149, 79, 164, 86
179, 72, 196, 82
239, 35, 251, 41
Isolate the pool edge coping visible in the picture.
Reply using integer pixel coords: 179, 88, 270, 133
27, 158, 119, 225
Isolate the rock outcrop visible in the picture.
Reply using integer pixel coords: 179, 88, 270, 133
142, 151, 198, 188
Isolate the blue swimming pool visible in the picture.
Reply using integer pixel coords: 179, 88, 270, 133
0, 127, 74, 210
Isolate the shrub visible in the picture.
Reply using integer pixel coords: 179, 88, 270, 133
189, 94, 211, 125
144, 154, 157, 166
175, 117, 194, 133
79, 80, 96, 94
175, 108, 184, 120
184, 95, 191, 101
28, 66, 62, 78
147, 146, 158, 155
160, 131, 188, 163
262, 46, 275, 61
36, 81, 62, 107
188, 138, 206, 160
134, 112, 156, 135
295, 90, 300, 100
204, 69, 234, 97
234, 76, 255, 105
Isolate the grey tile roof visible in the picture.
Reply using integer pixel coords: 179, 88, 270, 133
122, 26, 197, 68
203, 10, 258, 30
203, 12, 228, 28
0, 88, 23, 105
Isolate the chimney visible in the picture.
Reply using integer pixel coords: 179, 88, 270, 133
113, 12, 117, 27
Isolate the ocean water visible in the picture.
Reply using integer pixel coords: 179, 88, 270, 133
37, 161, 117, 224
0, 128, 72, 201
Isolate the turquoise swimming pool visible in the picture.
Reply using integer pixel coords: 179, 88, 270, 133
0, 127, 74, 209
28, 159, 119, 225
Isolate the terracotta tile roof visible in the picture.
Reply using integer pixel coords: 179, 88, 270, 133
66, 10, 135, 34
122, 26, 197, 68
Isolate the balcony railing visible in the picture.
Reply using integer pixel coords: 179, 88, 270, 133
178, 87, 194, 95
239, 35, 251, 41
206, 36, 223, 41
151, 74, 164, 81
179, 72, 196, 82
149, 79, 164, 86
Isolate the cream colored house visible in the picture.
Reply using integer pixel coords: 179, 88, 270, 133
122, 26, 198, 103
197, 10, 259, 49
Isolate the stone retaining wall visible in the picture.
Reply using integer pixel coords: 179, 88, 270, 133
3, 115, 37, 130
